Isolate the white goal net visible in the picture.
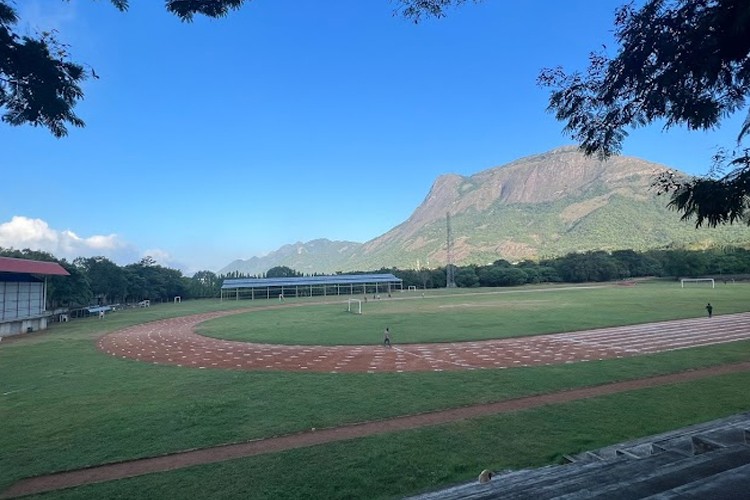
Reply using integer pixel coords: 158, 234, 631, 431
346, 298, 362, 315
681, 278, 715, 289
407, 286, 417, 291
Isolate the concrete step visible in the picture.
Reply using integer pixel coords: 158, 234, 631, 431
554, 445, 750, 500
408, 462, 611, 500
644, 462, 750, 499
413, 446, 750, 500
500, 451, 690, 499
568, 412, 750, 462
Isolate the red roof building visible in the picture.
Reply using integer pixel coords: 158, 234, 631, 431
1, 256, 69, 337
0, 256, 69, 276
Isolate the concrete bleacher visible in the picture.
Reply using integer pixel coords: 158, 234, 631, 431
407, 412, 750, 499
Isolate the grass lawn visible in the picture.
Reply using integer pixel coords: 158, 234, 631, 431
198, 281, 750, 344
33, 371, 750, 499
2, 282, 750, 497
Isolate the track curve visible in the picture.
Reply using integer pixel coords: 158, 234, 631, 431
97, 310, 750, 373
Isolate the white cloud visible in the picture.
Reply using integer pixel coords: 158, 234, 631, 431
84, 234, 122, 250
0, 216, 139, 264
143, 248, 172, 263
0, 216, 210, 274
141, 248, 191, 273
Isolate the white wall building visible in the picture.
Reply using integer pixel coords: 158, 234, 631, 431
0, 257, 69, 337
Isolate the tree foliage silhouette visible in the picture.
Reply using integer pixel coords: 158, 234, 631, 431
538, 0, 750, 227
0, 0, 249, 137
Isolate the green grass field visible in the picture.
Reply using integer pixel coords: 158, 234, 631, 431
199, 281, 750, 344
3, 281, 750, 498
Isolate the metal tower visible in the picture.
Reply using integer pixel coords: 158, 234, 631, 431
446, 212, 456, 288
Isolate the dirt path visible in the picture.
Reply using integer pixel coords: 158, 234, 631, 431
4, 361, 750, 498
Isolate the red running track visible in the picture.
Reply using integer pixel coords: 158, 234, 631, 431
97, 310, 750, 373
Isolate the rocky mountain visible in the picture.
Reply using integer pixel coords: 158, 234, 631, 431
220, 146, 750, 275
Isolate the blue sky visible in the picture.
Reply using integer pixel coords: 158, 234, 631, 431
1, 0, 744, 273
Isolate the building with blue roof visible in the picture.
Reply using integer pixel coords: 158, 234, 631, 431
220, 273, 403, 301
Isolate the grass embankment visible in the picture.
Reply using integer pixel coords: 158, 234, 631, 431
2, 283, 750, 497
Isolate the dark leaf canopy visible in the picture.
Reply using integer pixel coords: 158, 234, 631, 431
0, 22, 87, 137
0, 2, 16, 24
0, 0, 253, 137
541, 0, 750, 227
165, 0, 250, 22
393, 0, 481, 23
540, 0, 750, 159
654, 150, 750, 227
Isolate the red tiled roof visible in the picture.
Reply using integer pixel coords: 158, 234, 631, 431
0, 257, 70, 276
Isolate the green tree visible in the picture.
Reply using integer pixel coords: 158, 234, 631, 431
74, 256, 128, 304
538, 0, 750, 227
0, 247, 58, 262
660, 250, 709, 278
454, 266, 479, 287
47, 261, 92, 308
476, 265, 498, 286
125, 258, 186, 302
553, 251, 620, 283
537, 266, 561, 283
189, 270, 221, 298
496, 268, 528, 286
430, 268, 447, 288
712, 253, 744, 275
124, 268, 148, 302
266, 266, 302, 278
611, 249, 663, 278
476, 265, 528, 287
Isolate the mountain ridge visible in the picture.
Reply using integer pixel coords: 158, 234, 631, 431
220, 146, 750, 275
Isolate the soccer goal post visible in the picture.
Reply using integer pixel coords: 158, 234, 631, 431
407, 285, 417, 291
347, 298, 362, 315
681, 278, 715, 289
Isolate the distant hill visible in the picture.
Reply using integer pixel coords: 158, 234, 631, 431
220, 147, 750, 275
218, 239, 361, 276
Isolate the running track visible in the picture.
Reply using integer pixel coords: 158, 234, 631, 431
97, 311, 750, 373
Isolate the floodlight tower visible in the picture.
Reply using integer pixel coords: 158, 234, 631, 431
446, 212, 456, 288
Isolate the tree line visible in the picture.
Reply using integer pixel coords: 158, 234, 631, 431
4, 246, 750, 310
387, 247, 750, 289
219, 248, 750, 290
0, 248, 216, 308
